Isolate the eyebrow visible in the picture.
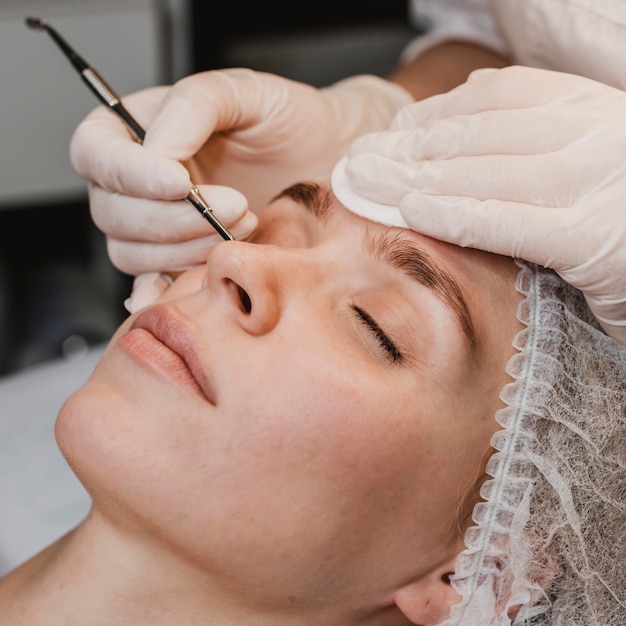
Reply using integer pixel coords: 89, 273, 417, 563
272, 181, 334, 221
274, 182, 478, 351
366, 230, 478, 351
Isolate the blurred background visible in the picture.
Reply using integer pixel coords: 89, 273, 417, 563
0, 0, 418, 377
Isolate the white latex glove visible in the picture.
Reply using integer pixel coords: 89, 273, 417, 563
340, 65, 626, 345
70, 69, 412, 277
123, 272, 173, 314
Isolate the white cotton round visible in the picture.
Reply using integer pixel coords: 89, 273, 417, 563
330, 156, 409, 228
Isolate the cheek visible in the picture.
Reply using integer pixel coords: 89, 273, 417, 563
224, 345, 425, 496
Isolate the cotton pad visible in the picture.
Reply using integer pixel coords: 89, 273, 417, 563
330, 156, 409, 228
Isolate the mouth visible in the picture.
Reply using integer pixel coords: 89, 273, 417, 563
118, 305, 216, 405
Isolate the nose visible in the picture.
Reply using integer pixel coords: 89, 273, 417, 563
202, 240, 300, 335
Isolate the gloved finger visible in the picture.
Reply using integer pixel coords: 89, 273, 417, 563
350, 108, 596, 162
70, 116, 191, 200
124, 272, 174, 314
583, 296, 626, 345
145, 69, 290, 159
345, 152, 592, 208
90, 184, 251, 242
398, 192, 585, 267
69, 88, 192, 199
466, 67, 500, 81
388, 65, 598, 129
107, 210, 258, 275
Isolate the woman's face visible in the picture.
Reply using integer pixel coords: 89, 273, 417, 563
56, 181, 522, 616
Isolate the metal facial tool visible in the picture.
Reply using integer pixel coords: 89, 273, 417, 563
25, 16, 235, 241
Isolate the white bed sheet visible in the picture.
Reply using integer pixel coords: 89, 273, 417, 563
0, 345, 104, 577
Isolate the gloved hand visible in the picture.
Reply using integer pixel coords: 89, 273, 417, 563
342, 65, 626, 345
123, 272, 173, 314
70, 69, 413, 277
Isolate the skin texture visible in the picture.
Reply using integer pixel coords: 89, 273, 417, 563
0, 181, 522, 626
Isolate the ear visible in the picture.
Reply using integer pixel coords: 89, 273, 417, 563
393, 555, 461, 626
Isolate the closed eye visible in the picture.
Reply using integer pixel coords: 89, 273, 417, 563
352, 304, 403, 365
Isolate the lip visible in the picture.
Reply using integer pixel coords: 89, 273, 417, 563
117, 305, 217, 405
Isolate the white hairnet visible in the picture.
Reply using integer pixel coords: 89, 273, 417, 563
445, 261, 626, 625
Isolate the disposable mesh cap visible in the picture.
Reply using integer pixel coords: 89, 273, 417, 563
444, 261, 626, 626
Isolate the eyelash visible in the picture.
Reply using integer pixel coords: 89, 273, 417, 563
351, 304, 403, 365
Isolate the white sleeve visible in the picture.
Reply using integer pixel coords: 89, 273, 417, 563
401, 0, 510, 63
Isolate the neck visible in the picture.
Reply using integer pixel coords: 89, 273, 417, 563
0, 510, 271, 626
0, 509, 402, 626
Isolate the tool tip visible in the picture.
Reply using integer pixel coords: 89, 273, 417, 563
25, 16, 46, 31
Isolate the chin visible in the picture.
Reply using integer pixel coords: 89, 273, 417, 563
54, 367, 137, 503
55, 384, 100, 495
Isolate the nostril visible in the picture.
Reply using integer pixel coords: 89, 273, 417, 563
238, 286, 252, 314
